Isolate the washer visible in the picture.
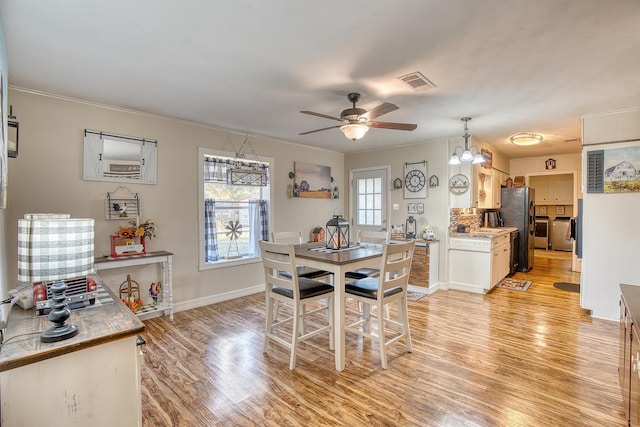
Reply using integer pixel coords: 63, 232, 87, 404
534, 216, 549, 249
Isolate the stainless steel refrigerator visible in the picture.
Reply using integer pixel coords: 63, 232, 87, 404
500, 186, 535, 272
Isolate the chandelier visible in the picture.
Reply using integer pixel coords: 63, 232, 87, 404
448, 117, 485, 165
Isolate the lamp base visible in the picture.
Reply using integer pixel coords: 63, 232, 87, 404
40, 323, 79, 343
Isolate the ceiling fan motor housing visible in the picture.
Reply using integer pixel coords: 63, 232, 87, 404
341, 107, 367, 122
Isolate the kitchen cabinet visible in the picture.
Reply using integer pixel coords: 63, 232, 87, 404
491, 235, 510, 286
471, 166, 503, 209
409, 240, 439, 289
619, 284, 640, 426
448, 230, 512, 293
529, 174, 573, 205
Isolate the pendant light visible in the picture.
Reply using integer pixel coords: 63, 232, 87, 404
448, 117, 485, 165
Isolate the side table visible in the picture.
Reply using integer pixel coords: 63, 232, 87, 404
95, 251, 174, 320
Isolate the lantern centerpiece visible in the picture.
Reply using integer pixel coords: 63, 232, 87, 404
326, 215, 349, 250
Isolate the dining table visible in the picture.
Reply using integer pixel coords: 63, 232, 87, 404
294, 242, 384, 371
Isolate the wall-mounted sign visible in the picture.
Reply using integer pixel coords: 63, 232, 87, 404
481, 148, 493, 169
545, 158, 556, 170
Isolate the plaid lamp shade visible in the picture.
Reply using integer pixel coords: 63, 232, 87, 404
18, 217, 95, 282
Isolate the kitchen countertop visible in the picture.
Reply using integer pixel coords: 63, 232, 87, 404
449, 227, 518, 239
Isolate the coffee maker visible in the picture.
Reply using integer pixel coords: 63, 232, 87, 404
484, 211, 503, 228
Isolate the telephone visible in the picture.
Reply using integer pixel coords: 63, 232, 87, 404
8, 283, 34, 310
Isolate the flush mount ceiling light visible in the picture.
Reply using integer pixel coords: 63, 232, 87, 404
340, 123, 369, 141
510, 132, 543, 146
448, 117, 485, 165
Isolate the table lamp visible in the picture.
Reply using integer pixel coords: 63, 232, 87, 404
17, 215, 94, 343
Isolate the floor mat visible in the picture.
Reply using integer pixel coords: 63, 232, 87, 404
407, 291, 427, 301
553, 282, 580, 292
497, 277, 532, 291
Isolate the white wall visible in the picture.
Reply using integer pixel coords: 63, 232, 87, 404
0, 21, 8, 300
5, 88, 345, 310
344, 138, 450, 285
581, 107, 640, 320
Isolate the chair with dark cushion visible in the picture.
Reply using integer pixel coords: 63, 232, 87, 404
271, 230, 333, 281
259, 240, 334, 370
345, 230, 389, 281
345, 240, 415, 369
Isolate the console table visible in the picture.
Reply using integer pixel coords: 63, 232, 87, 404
0, 285, 145, 426
95, 251, 174, 321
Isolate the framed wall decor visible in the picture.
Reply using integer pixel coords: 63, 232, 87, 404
7, 120, 18, 158
407, 202, 424, 214
429, 175, 439, 188
481, 148, 493, 169
404, 160, 427, 199
293, 161, 331, 198
393, 177, 403, 189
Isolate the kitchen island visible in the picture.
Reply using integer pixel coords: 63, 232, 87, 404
448, 227, 518, 293
0, 282, 145, 426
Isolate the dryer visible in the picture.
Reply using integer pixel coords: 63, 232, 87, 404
552, 216, 573, 251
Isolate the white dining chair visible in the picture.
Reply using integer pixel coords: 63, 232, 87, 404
344, 240, 415, 369
271, 230, 333, 281
259, 240, 334, 370
345, 229, 389, 280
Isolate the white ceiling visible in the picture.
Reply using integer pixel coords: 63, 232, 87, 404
1, 0, 639, 158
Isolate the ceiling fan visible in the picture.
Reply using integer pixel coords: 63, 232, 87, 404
300, 92, 417, 141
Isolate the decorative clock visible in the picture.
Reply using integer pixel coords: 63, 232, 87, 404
405, 169, 426, 193
449, 174, 470, 194
404, 161, 427, 199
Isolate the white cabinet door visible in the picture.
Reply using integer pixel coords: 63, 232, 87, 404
530, 175, 549, 204
550, 174, 573, 204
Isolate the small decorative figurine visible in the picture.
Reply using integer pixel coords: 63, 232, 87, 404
149, 281, 162, 305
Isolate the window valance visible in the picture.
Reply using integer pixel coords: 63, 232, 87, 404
204, 156, 269, 186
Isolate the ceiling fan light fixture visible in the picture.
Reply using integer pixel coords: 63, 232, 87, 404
340, 123, 369, 141
510, 132, 543, 146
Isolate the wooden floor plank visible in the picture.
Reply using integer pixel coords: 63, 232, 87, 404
140, 252, 627, 426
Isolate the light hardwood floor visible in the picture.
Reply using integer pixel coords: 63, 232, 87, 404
140, 252, 626, 426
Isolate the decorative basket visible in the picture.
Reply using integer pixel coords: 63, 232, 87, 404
110, 235, 146, 257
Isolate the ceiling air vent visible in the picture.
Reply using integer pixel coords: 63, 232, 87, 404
397, 72, 436, 91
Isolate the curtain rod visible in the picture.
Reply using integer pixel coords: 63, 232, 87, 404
84, 129, 157, 145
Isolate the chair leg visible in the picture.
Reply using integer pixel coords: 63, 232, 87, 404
400, 296, 412, 352
290, 303, 301, 370
378, 303, 388, 369
274, 300, 280, 321
363, 303, 372, 334
264, 291, 274, 353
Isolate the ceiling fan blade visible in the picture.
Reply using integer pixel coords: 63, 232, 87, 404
368, 121, 417, 131
300, 110, 344, 122
361, 102, 399, 120
299, 125, 342, 135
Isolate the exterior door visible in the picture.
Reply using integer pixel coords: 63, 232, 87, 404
350, 167, 389, 240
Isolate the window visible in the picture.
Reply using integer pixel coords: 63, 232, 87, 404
198, 148, 271, 269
